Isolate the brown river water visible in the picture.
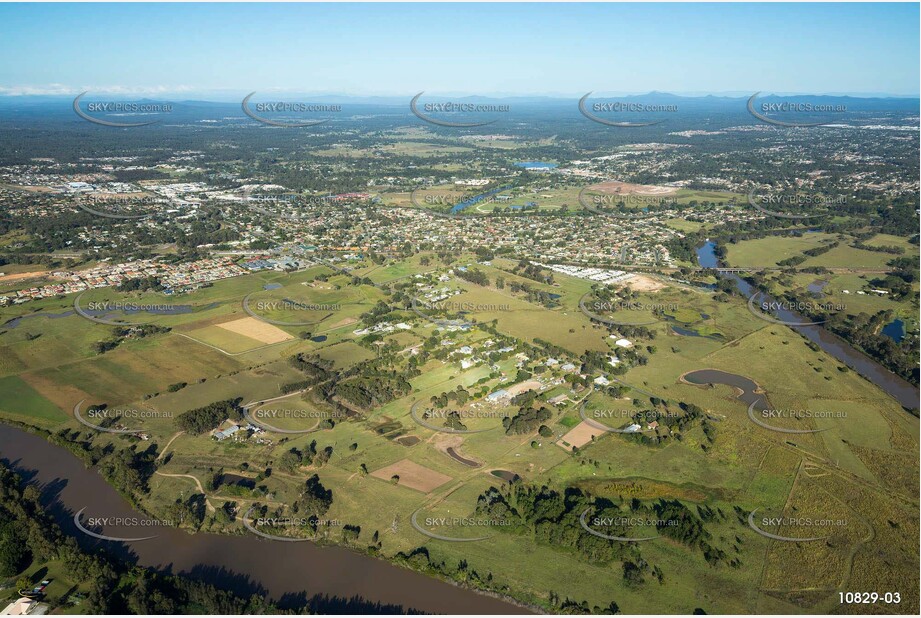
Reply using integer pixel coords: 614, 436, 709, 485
0, 424, 530, 614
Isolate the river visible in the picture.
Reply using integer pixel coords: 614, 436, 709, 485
697, 241, 919, 410
0, 425, 529, 615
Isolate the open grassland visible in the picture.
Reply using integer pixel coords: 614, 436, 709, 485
0, 557, 93, 616
452, 280, 608, 355
376, 141, 474, 156
350, 255, 438, 284
2, 249, 917, 615
385, 184, 742, 216
369, 458, 453, 493
216, 316, 293, 344
152, 358, 307, 408
673, 189, 742, 204
23, 332, 244, 407
316, 341, 377, 368
759, 472, 872, 601
146, 394, 792, 613
663, 326, 914, 483
862, 232, 920, 255
777, 272, 918, 318
180, 323, 272, 354
664, 218, 709, 233
802, 243, 905, 269
0, 374, 67, 425
725, 233, 838, 267
249, 393, 343, 431
0, 269, 298, 373
725, 233, 912, 270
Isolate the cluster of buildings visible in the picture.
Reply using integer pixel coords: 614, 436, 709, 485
0, 258, 246, 306
326, 192, 373, 202
212, 421, 268, 443
484, 373, 563, 405
441, 336, 516, 370
353, 321, 413, 337
0, 156, 761, 273
413, 281, 462, 305
239, 255, 314, 271
535, 263, 637, 285
158, 258, 248, 293
241, 201, 693, 268
0, 161, 110, 190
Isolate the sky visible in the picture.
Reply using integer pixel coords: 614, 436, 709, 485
0, 2, 918, 97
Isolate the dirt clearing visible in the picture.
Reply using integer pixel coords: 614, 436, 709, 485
557, 420, 604, 451
370, 458, 453, 493
623, 274, 667, 292
0, 271, 51, 283
506, 380, 542, 397
588, 180, 678, 196
215, 316, 293, 344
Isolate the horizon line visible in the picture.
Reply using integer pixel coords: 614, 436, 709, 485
1, 89, 919, 100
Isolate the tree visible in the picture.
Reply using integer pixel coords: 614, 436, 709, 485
0, 521, 29, 577
300, 474, 333, 515
278, 450, 303, 473
206, 467, 223, 491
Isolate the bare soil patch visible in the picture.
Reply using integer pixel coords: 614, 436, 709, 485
624, 274, 667, 292
216, 316, 293, 344
370, 458, 452, 493
557, 420, 604, 451
20, 372, 92, 415
506, 379, 542, 397
588, 180, 679, 196
0, 271, 51, 283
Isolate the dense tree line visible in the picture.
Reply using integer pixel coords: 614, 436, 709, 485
503, 406, 553, 435
91, 324, 170, 355
334, 375, 411, 410
454, 267, 490, 286
116, 276, 163, 292
175, 399, 243, 434
0, 463, 284, 614
475, 482, 739, 575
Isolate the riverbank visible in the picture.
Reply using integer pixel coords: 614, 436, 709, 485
696, 241, 919, 411
0, 422, 536, 615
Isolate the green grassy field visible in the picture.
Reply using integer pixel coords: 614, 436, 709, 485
450, 280, 609, 354
383, 184, 743, 217
725, 233, 838, 267
0, 558, 93, 615
724, 232, 916, 270
1, 252, 917, 614
767, 271, 919, 330
0, 375, 67, 425
182, 324, 271, 354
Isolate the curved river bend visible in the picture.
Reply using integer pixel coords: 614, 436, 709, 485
697, 242, 919, 410
0, 425, 528, 615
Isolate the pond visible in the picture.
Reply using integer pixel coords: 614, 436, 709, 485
513, 161, 557, 170
882, 318, 905, 344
